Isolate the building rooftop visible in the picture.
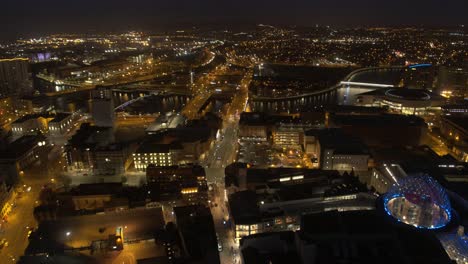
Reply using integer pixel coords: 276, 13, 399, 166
146, 112, 186, 133
240, 231, 300, 264
385, 88, 432, 101
0, 134, 46, 160
70, 182, 123, 196
229, 177, 373, 226
370, 146, 446, 173
67, 123, 114, 148
357, 87, 444, 102
325, 105, 388, 115
331, 113, 426, 127
299, 210, 455, 264
225, 164, 341, 188
136, 134, 182, 153
12, 113, 53, 124
239, 112, 296, 126
50, 113, 72, 123
136, 127, 211, 153
174, 205, 220, 264
229, 191, 261, 225
312, 128, 369, 155
146, 164, 205, 176
443, 116, 468, 132
26, 208, 165, 255
240, 209, 455, 263
18, 254, 95, 264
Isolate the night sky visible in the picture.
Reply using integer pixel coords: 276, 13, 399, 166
1, 0, 467, 39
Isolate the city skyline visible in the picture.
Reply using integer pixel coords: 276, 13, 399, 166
1, 0, 467, 40
0, 3, 467, 263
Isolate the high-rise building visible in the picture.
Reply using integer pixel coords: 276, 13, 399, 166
308, 128, 370, 173
0, 58, 30, 97
437, 66, 468, 98
91, 88, 114, 127
64, 123, 129, 177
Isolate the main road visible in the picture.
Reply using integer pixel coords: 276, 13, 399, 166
201, 69, 251, 264
0, 116, 86, 262
0, 157, 63, 263
181, 64, 231, 120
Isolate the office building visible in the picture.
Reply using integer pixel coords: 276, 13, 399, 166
24, 208, 167, 262
367, 145, 462, 192
238, 112, 295, 142
173, 205, 221, 264
225, 163, 342, 193
0, 58, 30, 97
440, 116, 468, 162
11, 114, 52, 138
308, 129, 369, 173
239, 210, 455, 264
70, 183, 127, 212
239, 112, 318, 150
0, 135, 48, 186
11, 113, 74, 139
329, 113, 427, 147
48, 113, 73, 136
272, 125, 305, 148
437, 66, 468, 99
146, 164, 208, 206
442, 104, 468, 116
65, 123, 130, 176
91, 88, 114, 127
226, 166, 371, 240
401, 64, 436, 89
134, 127, 212, 171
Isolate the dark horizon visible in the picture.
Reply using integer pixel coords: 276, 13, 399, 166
1, 0, 467, 40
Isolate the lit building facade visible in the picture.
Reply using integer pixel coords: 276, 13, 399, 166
48, 113, 73, 136
230, 191, 375, 241
11, 114, 52, 138
11, 113, 74, 138
272, 126, 304, 148
321, 149, 369, 172
133, 128, 212, 172
64, 123, 129, 176
315, 129, 370, 173
134, 151, 177, 171
369, 163, 407, 194
356, 88, 444, 116
0, 181, 15, 221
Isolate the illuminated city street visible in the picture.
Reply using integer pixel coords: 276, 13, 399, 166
0, 4, 467, 263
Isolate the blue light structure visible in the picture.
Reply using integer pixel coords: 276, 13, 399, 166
408, 63, 432, 69
383, 175, 452, 230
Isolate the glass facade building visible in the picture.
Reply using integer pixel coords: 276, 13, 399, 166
383, 175, 452, 229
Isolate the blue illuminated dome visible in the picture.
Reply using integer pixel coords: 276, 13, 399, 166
383, 175, 451, 229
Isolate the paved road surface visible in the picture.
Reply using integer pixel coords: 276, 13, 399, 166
202, 69, 251, 263
0, 162, 56, 262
